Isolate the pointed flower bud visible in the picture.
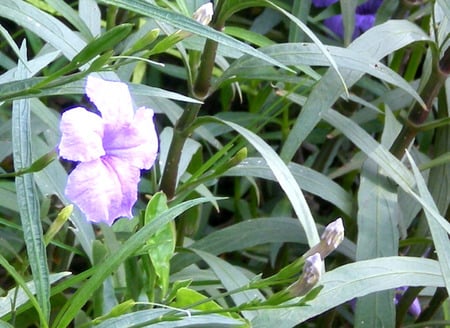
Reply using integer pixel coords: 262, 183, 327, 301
304, 217, 344, 259
287, 253, 322, 297
192, 2, 214, 26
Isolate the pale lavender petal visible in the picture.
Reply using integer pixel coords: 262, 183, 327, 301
312, 0, 339, 7
59, 107, 105, 162
85, 76, 134, 127
103, 107, 158, 169
65, 158, 140, 225
104, 155, 141, 217
409, 297, 421, 317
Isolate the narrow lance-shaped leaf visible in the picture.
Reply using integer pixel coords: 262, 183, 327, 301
12, 42, 50, 324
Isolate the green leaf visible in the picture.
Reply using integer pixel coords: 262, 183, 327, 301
213, 118, 320, 246
0, 269, 70, 317
145, 192, 176, 297
93, 308, 244, 327
406, 152, 450, 296
98, 0, 290, 71
354, 160, 399, 328
0, 0, 86, 60
281, 20, 430, 161
171, 287, 232, 315
12, 42, 50, 325
251, 257, 444, 327
44, 0, 93, 39
172, 217, 355, 273
191, 249, 265, 321
225, 157, 354, 216
52, 197, 213, 328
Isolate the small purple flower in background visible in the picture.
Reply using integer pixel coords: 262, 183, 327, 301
59, 76, 158, 225
395, 287, 421, 317
312, 0, 383, 39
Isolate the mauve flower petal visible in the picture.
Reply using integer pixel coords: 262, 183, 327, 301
85, 76, 134, 127
59, 107, 105, 162
103, 107, 158, 169
65, 158, 140, 225
312, 0, 339, 7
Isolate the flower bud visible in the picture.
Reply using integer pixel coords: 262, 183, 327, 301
192, 2, 214, 26
287, 253, 322, 297
304, 217, 344, 259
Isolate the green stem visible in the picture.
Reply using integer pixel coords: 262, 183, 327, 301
159, 9, 226, 198
390, 47, 450, 159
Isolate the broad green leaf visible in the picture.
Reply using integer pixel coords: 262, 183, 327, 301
0, 0, 86, 60
407, 152, 450, 296
267, 0, 348, 95
52, 197, 214, 328
0, 271, 71, 317
217, 43, 424, 108
213, 118, 320, 246
251, 257, 444, 327
172, 217, 355, 273
93, 308, 244, 327
145, 192, 176, 296
224, 26, 275, 47
79, 0, 101, 37
281, 20, 430, 161
12, 43, 50, 324
45, 0, 93, 39
225, 157, 354, 216
171, 287, 233, 316
354, 160, 399, 328
98, 0, 290, 71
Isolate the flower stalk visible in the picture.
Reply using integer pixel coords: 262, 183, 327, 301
390, 47, 450, 159
160, 2, 223, 199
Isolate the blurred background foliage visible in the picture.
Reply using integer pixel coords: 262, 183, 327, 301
0, 0, 449, 327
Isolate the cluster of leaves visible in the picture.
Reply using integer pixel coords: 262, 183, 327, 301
0, 0, 449, 327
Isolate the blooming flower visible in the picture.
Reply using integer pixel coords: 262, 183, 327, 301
312, 0, 383, 39
59, 76, 158, 225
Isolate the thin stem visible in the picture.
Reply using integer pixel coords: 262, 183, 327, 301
390, 47, 450, 159
159, 7, 226, 198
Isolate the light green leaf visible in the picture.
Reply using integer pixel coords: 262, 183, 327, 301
12, 42, 50, 324
225, 157, 354, 216
0, 0, 86, 60
191, 249, 265, 320
145, 192, 176, 296
214, 118, 320, 246
354, 160, 399, 328
93, 308, 244, 327
52, 197, 214, 328
251, 257, 444, 327
406, 152, 450, 296
98, 0, 290, 71
172, 217, 356, 273
0, 271, 71, 317
281, 20, 430, 161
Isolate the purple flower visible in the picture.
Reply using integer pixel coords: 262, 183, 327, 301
395, 287, 421, 317
59, 76, 158, 225
312, 0, 383, 39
